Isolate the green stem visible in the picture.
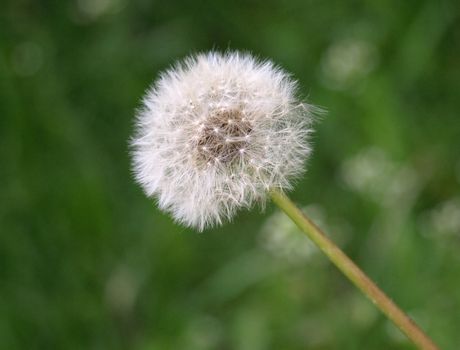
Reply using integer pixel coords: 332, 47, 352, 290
269, 189, 439, 350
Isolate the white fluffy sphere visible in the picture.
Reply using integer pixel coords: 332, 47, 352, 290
132, 51, 314, 231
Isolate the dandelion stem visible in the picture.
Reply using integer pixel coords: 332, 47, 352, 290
269, 189, 439, 350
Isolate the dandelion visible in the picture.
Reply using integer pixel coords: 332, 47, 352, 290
130, 51, 439, 349
131, 51, 313, 231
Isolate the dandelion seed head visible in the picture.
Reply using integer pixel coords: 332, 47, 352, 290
131, 51, 314, 230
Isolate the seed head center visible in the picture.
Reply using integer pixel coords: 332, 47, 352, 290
195, 109, 252, 166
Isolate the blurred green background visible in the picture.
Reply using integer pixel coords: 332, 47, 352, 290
1, 0, 460, 349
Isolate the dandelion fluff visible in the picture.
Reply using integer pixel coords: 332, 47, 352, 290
131, 51, 314, 230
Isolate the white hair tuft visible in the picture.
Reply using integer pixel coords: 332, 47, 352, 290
131, 51, 314, 231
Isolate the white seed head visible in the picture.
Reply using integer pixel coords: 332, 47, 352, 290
131, 51, 314, 231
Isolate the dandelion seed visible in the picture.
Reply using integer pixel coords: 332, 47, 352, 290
131, 51, 314, 230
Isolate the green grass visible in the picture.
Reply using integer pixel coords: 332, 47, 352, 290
1, 0, 459, 349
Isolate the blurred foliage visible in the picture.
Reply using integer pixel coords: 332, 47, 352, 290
1, 0, 460, 349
